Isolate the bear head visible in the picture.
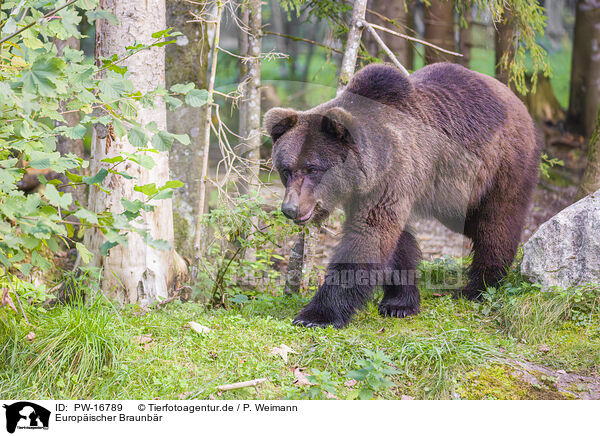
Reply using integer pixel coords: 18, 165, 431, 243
264, 105, 366, 225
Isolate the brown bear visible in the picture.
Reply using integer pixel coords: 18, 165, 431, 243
264, 62, 541, 328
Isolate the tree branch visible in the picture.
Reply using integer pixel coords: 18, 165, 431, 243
361, 21, 409, 76
0, 0, 78, 45
364, 20, 463, 58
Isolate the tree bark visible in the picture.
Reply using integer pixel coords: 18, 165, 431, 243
577, 106, 600, 199
545, 0, 566, 49
239, 0, 262, 193
166, 0, 210, 258
56, 37, 87, 207
87, 0, 186, 304
494, 8, 515, 85
337, 0, 368, 93
458, 6, 472, 68
567, 0, 600, 137
424, 0, 455, 64
194, 2, 223, 264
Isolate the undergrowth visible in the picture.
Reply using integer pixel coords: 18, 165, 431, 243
1, 262, 599, 400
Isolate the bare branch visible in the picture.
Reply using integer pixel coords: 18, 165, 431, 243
364, 21, 463, 58
361, 21, 409, 76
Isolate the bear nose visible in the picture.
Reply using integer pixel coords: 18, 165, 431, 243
281, 202, 298, 220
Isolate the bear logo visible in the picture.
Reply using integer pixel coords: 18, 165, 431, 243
3, 402, 51, 433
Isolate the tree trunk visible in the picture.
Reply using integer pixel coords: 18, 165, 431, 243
567, 0, 600, 136
545, 0, 566, 49
424, 0, 455, 64
166, 0, 210, 258
239, 0, 262, 193
367, 0, 413, 70
56, 37, 87, 207
193, 2, 223, 263
337, 0, 368, 92
494, 8, 514, 85
577, 105, 600, 199
87, 0, 186, 304
458, 6, 472, 68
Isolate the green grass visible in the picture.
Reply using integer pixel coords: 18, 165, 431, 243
1, 267, 598, 400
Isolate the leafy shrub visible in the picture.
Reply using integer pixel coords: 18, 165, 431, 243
0, 1, 201, 278
194, 195, 301, 305
345, 349, 400, 400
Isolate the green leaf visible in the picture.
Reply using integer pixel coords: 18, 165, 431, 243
128, 127, 149, 147
100, 241, 118, 256
172, 133, 191, 145
151, 131, 174, 151
99, 76, 132, 101
76, 242, 94, 264
112, 118, 127, 138
74, 208, 99, 225
163, 95, 183, 110
101, 156, 124, 164
22, 56, 64, 97
161, 180, 184, 189
170, 83, 195, 94
151, 28, 173, 38
83, 168, 109, 185
32, 251, 52, 271
134, 183, 158, 196
129, 154, 155, 170
153, 190, 173, 200
63, 124, 87, 139
86, 10, 119, 25
44, 184, 72, 209
185, 89, 209, 107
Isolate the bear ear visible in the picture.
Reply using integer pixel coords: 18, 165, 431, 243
321, 107, 356, 143
263, 108, 298, 143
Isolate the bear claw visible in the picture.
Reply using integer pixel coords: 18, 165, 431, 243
378, 301, 419, 319
292, 310, 346, 329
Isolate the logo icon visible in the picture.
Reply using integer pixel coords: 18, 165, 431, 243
2, 402, 50, 434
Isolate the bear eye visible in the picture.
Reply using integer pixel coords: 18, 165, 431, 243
281, 169, 291, 180
306, 167, 319, 175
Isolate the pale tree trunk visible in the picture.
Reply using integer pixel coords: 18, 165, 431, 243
568, 0, 600, 137
87, 0, 186, 304
545, 0, 565, 49
367, 0, 413, 69
577, 106, 600, 199
193, 2, 223, 264
237, 3, 249, 146
494, 8, 514, 85
238, 0, 262, 193
424, 0, 455, 64
337, 0, 368, 93
166, 0, 210, 258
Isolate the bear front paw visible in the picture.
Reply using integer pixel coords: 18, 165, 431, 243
292, 306, 347, 329
378, 298, 420, 319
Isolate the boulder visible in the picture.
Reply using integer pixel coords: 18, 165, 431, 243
521, 190, 600, 289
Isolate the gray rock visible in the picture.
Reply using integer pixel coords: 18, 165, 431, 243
521, 190, 600, 289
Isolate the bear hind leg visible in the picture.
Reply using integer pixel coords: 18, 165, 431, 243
460, 194, 527, 300
378, 231, 421, 318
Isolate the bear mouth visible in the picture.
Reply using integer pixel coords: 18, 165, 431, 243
294, 205, 315, 224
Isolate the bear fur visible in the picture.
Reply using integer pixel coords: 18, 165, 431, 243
264, 62, 541, 328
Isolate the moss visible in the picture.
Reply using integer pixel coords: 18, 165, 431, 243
456, 364, 568, 400
172, 210, 191, 256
